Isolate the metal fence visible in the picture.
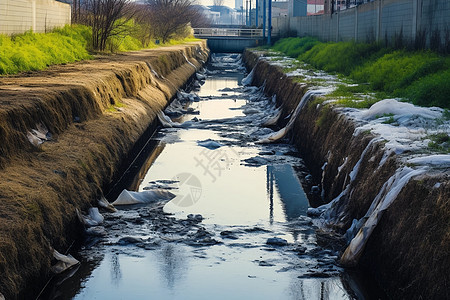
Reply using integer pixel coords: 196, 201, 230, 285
194, 28, 265, 38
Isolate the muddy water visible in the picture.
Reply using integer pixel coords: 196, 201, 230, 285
40, 54, 378, 299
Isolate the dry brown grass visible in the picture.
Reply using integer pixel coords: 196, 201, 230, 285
0, 41, 208, 298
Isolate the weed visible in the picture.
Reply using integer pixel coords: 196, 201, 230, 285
427, 133, 450, 153
382, 116, 396, 124
271, 37, 450, 109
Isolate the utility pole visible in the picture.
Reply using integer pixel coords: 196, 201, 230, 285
268, 0, 272, 44
249, 0, 252, 27
263, 0, 266, 38
255, 0, 259, 27
246, 0, 249, 26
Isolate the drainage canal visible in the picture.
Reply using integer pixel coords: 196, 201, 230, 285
39, 54, 383, 299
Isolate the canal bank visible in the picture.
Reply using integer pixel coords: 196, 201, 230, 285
37, 53, 381, 300
0, 42, 208, 299
243, 49, 449, 299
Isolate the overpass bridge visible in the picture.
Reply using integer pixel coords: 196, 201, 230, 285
193, 28, 267, 53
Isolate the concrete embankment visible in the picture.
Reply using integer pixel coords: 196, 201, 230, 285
0, 42, 208, 299
244, 50, 449, 299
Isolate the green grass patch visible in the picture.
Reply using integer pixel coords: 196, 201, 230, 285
427, 132, 450, 153
0, 25, 91, 75
273, 37, 321, 58
0, 21, 200, 75
300, 41, 382, 75
270, 37, 450, 109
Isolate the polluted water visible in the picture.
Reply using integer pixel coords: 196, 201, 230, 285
38, 53, 384, 300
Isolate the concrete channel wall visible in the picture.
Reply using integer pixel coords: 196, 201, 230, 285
274, 0, 450, 49
244, 50, 449, 299
0, 0, 71, 34
0, 42, 208, 299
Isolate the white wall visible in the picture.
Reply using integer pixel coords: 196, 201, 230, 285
275, 0, 450, 49
0, 0, 71, 35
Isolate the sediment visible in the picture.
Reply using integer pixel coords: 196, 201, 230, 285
244, 50, 449, 299
0, 42, 208, 299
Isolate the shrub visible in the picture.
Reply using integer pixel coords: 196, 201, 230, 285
404, 69, 450, 108
350, 51, 447, 93
300, 41, 381, 75
273, 37, 320, 58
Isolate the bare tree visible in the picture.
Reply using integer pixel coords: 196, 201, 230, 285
190, 7, 213, 28
81, 0, 134, 51
146, 0, 198, 43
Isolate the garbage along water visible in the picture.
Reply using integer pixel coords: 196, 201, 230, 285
37, 53, 385, 300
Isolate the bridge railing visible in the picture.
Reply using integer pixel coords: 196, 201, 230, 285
193, 28, 264, 38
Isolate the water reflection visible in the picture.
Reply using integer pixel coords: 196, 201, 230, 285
158, 244, 187, 289
39, 53, 374, 299
110, 254, 122, 287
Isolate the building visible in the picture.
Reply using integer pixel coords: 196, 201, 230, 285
307, 0, 324, 15
0, 0, 71, 34
289, 0, 307, 17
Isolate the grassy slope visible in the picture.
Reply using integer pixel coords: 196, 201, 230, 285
0, 24, 200, 76
272, 37, 450, 109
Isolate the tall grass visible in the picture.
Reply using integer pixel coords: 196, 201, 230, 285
271, 37, 450, 109
0, 22, 199, 75
0, 25, 91, 75
272, 37, 320, 58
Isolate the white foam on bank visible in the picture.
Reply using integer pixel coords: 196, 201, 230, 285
341, 167, 428, 266
258, 90, 324, 143
112, 189, 176, 206
241, 67, 255, 86
255, 50, 449, 267
358, 99, 442, 120
407, 155, 450, 166
157, 111, 193, 128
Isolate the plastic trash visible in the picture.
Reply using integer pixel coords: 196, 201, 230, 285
86, 226, 107, 237
76, 208, 103, 227
242, 67, 255, 86
51, 249, 79, 274
262, 109, 282, 126
258, 90, 321, 143
26, 123, 51, 146
157, 111, 192, 128
112, 189, 176, 206
98, 196, 117, 212
197, 139, 222, 150
340, 167, 427, 266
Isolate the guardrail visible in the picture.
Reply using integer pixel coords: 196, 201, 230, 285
193, 28, 264, 38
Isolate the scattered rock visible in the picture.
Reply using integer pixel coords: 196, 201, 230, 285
306, 271, 332, 278
266, 237, 288, 246
187, 214, 203, 222
258, 260, 275, 267
189, 227, 212, 239
244, 227, 270, 233
185, 237, 222, 247
292, 245, 307, 255
117, 237, 143, 245
197, 139, 222, 149
311, 186, 320, 193
220, 230, 239, 239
